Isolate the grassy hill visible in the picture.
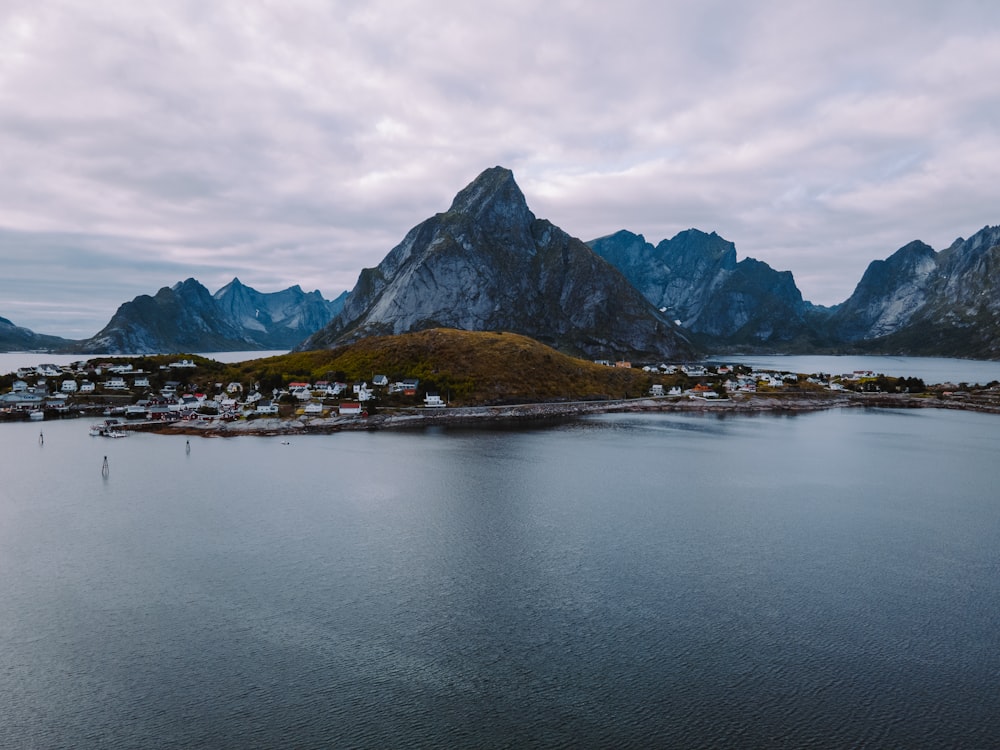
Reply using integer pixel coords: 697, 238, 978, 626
224, 328, 676, 405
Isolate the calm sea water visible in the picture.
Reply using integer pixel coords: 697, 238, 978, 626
719, 354, 1000, 385
0, 350, 287, 374
2, 408, 999, 749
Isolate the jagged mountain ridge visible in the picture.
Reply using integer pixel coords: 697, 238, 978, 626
839, 225, 1000, 359
77, 279, 345, 354
589, 229, 824, 348
300, 167, 696, 362
590, 222, 1000, 359
213, 278, 344, 342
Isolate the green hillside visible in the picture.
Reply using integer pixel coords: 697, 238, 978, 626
225, 328, 673, 405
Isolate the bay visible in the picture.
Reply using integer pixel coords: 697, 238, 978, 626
0, 350, 288, 375
1, 408, 999, 748
717, 353, 1000, 385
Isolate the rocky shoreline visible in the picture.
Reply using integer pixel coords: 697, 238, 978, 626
144, 390, 1000, 438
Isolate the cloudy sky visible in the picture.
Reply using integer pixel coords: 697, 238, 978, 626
2, 1, 999, 338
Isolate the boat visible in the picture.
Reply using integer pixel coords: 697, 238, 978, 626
89, 419, 129, 438
29, 410, 44, 421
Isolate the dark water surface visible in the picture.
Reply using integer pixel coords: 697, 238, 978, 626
2, 408, 999, 748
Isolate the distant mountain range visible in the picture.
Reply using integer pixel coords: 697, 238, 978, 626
589, 223, 1000, 359
0, 315, 75, 352
3, 166, 1000, 360
0, 280, 346, 354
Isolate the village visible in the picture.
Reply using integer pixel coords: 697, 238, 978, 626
0, 354, 935, 427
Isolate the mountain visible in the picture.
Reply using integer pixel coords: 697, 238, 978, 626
299, 167, 696, 362
589, 229, 826, 349
0, 315, 77, 352
77, 279, 345, 354
834, 225, 1000, 359
213, 278, 346, 347
824, 240, 937, 342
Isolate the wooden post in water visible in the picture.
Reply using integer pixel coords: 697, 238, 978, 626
102, 456, 109, 476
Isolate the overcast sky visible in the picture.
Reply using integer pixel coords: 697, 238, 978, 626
2, 1, 999, 338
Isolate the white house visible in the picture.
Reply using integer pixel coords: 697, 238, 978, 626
133, 376, 150, 388
61, 379, 78, 393
79, 380, 95, 393
424, 392, 446, 407
103, 377, 129, 390
372, 374, 388, 387
303, 402, 324, 415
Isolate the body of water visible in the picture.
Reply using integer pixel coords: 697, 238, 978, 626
0, 350, 287, 375
716, 353, 1000, 385
2, 408, 999, 748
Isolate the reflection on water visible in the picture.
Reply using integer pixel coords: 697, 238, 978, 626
1, 408, 999, 748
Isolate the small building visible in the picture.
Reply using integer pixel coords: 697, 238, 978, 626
338, 401, 363, 416
255, 401, 279, 415
424, 393, 446, 408
61, 379, 78, 393
372, 374, 388, 387
79, 380, 95, 393
649, 384, 665, 397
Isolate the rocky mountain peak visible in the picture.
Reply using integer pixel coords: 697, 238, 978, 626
216, 277, 247, 296
301, 168, 694, 361
445, 166, 535, 236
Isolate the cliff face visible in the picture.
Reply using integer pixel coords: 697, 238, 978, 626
213, 279, 345, 347
825, 241, 938, 341
301, 167, 696, 362
589, 228, 819, 347
77, 279, 343, 354
847, 225, 1000, 359
592, 222, 1000, 359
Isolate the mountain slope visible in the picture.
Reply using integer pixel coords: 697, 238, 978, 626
847, 225, 1000, 359
589, 229, 824, 348
78, 279, 343, 354
234, 328, 667, 405
301, 167, 695, 361
0, 315, 77, 352
213, 278, 345, 347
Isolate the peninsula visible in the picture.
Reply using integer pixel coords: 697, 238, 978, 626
5, 329, 998, 436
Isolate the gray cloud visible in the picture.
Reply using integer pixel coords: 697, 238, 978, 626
2, 0, 999, 337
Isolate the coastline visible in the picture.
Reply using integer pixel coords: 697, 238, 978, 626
143, 390, 1000, 438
